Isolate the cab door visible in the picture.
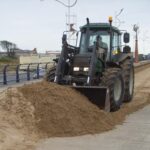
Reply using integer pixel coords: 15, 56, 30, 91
111, 32, 121, 61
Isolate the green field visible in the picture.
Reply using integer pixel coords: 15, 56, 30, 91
0, 56, 19, 65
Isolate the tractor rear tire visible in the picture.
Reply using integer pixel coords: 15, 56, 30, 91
101, 68, 125, 111
45, 66, 56, 82
121, 59, 134, 102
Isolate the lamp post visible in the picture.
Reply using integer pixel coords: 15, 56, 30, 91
41, 0, 77, 43
55, 0, 77, 43
133, 24, 139, 63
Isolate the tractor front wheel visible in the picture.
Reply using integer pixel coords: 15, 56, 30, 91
45, 66, 56, 82
101, 68, 125, 111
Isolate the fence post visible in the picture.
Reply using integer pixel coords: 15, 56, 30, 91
45, 62, 51, 70
37, 63, 40, 79
16, 64, 20, 83
3, 65, 9, 85
27, 64, 31, 81
45, 62, 48, 70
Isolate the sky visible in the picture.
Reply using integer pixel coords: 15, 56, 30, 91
0, 0, 150, 54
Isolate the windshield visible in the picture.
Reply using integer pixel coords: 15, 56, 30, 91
80, 30, 110, 54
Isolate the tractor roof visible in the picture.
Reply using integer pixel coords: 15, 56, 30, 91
80, 23, 121, 34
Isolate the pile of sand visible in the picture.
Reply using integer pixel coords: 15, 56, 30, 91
1, 81, 150, 137
0, 80, 150, 150
0, 88, 37, 150
18, 81, 114, 137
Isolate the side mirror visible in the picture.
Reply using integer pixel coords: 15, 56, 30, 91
123, 32, 130, 43
62, 34, 67, 44
123, 46, 131, 53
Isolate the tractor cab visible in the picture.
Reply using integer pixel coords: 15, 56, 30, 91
78, 21, 130, 62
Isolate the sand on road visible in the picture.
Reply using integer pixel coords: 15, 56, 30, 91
0, 66, 150, 150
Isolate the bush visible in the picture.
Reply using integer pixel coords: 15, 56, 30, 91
0, 56, 18, 63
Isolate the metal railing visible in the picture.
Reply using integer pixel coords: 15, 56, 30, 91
0, 62, 54, 86
0, 60, 150, 87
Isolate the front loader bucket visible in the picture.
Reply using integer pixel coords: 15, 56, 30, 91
73, 86, 110, 112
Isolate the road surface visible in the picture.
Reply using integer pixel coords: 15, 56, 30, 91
35, 67, 150, 150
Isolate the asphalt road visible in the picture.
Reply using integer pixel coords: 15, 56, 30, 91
36, 105, 150, 150
35, 67, 150, 150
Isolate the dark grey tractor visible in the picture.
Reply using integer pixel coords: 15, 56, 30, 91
46, 17, 134, 112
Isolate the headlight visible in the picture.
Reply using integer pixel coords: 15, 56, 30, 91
73, 67, 80, 71
83, 67, 89, 72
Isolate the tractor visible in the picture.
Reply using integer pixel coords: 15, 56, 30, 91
46, 17, 134, 112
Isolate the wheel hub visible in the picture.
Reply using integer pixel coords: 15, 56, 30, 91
114, 78, 122, 102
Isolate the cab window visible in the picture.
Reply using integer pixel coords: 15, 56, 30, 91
112, 32, 120, 55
